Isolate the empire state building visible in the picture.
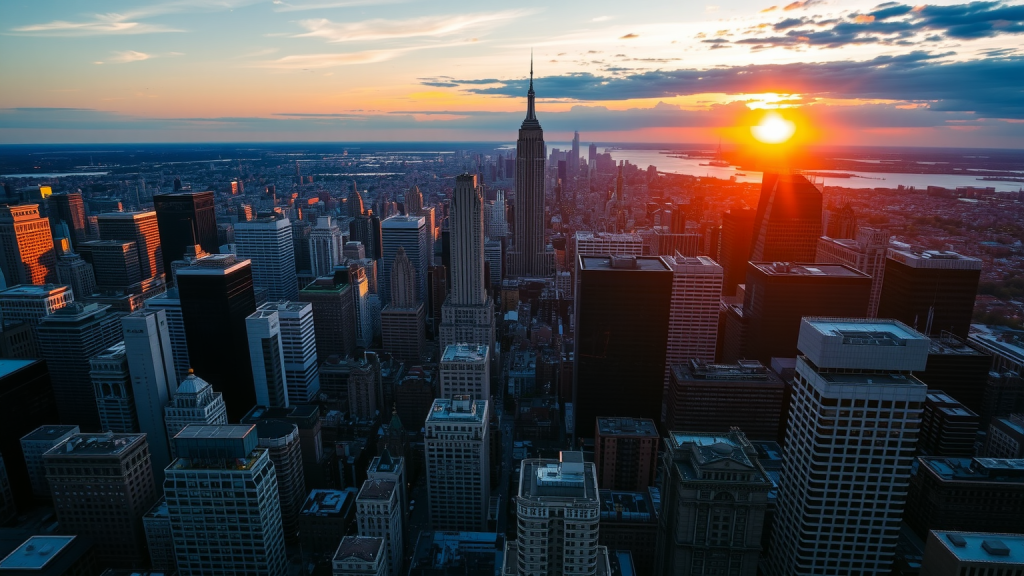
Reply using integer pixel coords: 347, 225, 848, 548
508, 60, 549, 277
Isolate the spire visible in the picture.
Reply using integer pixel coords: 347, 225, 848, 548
522, 51, 540, 129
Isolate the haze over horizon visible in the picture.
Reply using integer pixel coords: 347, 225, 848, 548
2, 0, 1023, 147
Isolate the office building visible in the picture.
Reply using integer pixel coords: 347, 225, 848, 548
164, 370, 228, 456
485, 239, 502, 288
572, 231, 644, 261
164, 425, 287, 576
251, 420, 306, 541
440, 174, 495, 350
36, 303, 124, 430
381, 215, 428, 305
142, 498, 175, 573
666, 255, 723, 369
906, 457, 1024, 538
508, 65, 548, 278
176, 254, 257, 421
349, 265, 374, 348
242, 405, 325, 494
300, 489, 358, 558
257, 301, 320, 404
919, 531, 1024, 576
915, 333, 992, 415
235, 213, 298, 301
348, 358, 379, 420
919, 391, 980, 457
97, 210, 164, 280
439, 344, 490, 400
0, 204, 57, 285
985, 414, 1024, 458
0, 283, 73, 327
43, 432, 158, 567
49, 192, 88, 249
505, 452, 604, 576
144, 288, 190, 383
356, 479, 403, 576
349, 213, 382, 262
55, 246, 97, 301
425, 397, 490, 531
78, 239, 142, 291
767, 318, 930, 576
20, 424, 78, 499
409, 531, 506, 576
90, 342, 138, 433
816, 228, 891, 316
749, 173, 822, 263
666, 359, 785, 441
877, 249, 982, 338
655, 430, 772, 576
153, 191, 219, 279
597, 490, 658, 576
0, 360, 58, 509
120, 309, 177, 478
718, 208, 755, 297
300, 273, 358, 360
246, 307, 290, 408
484, 189, 508, 240
367, 450, 407, 520
333, 536, 386, 576
0, 535, 98, 576
728, 262, 871, 365
310, 216, 345, 278
594, 417, 659, 491
574, 255, 672, 439
381, 247, 426, 362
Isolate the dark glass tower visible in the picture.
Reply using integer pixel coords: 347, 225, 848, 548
876, 249, 982, 339
0, 359, 58, 510
573, 255, 672, 440
749, 173, 822, 263
176, 254, 257, 421
48, 192, 88, 249
719, 208, 756, 297
153, 191, 219, 279
509, 59, 548, 277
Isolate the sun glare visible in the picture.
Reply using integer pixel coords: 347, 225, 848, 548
751, 111, 796, 144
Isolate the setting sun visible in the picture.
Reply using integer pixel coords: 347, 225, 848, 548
751, 112, 797, 144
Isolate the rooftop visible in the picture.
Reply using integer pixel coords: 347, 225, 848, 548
0, 535, 77, 571
929, 334, 988, 357
441, 344, 489, 363
969, 325, 1024, 364
579, 255, 671, 272
21, 425, 79, 443
888, 248, 983, 270
0, 284, 70, 298
300, 489, 355, 517
333, 536, 383, 564
798, 317, 931, 372
520, 452, 597, 502
96, 211, 155, 220
357, 479, 397, 501
673, 359, 782, 383
919, 457, 1024, 483
44, 432, 144, 457
598, 490, 655, 522
176, 254, 250, 276
597, 417, 659, 438
751, 262, 869, 278
257, 301, 311, 314
930, 531, 1024, 564
410, 531, 504, 573
574, 231, 643, 242
426, 397, 487, 423
0, 359, 37, 379
174, 424, 253, 441
381, 214, 425, 228
144, 498, 169, 520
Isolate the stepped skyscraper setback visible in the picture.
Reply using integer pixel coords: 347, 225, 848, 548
509, 58, 548, 278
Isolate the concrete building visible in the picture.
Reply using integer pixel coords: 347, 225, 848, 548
816, 228, 891, 317
242, 405, 325, 498
919, 531, 1024, 576
877, 249, 982, 339
246, 307, 290, 408
439, 344, 490, 400
332, 536, 386, 576
43, 432, 158, 567
381, 215, 428, 305
78, 239, 142, 292
985, 414, 1024, 458
164, 425, 287, 576
49, 192, 88, 250
121, 308, 177, 478
310, 216, 345, 278
0, 204, 57, 286
0, 284, 74, 357
594, 417, 659, 491
919, 391, 980, 457
906, 457, 1024, 538
90, 342, 138, 433
408, 531, 506, 576
55, 247, 97, 301
367, 450, 407, 521
251, 420, 306, 542
144, 288, 191, 383
508, 72, 548, 278
0, 535, 98, 576
142, 498, 175, 573
380, 247, 426, 362
356, 479, 403, 576
163, 370, 228, 457
719, 208, 755, 298
767, 318, 930, 576
425, 397, 490, 531
300, 274, 358, 360
19, 425, 78, 499
916, 333, 992, 417
96, 210, 164, 281
348, 359, 379, 421
300, 489, 358, 558
235, 213, 298, 301
655, 430, 772, 576
258, 301, 320, 404
666, 256, 722, 368
597, 490, 658, 576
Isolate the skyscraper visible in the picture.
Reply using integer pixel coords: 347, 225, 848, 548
164, 425, 287, 576
439, 344, 490, 400
153, 191, 219, 278
440, 174, 495, 350
749, 173, 822, 263
246, 307, 290, 408
121, 308, 177, 478
570, 130, 580, 174
250, 420, 306, 542
719, 208, 756, 297
90, 342, 138, 433
593, 417, 659, 491
380, 247, 425, 362
48, 192, 88, 250
44, 432, 158, 567
258, 301, 320, 404
816, 227, 891, 317
356, 479, 403, 576
97, 210, 164, 280
573, 255, 672, 439
665, 255, 722, 368
310, 216, 344, 278
235, 213, 299, 301
0, 204, 57, 285
767, 318, 930, 576
508, 60, 548, 278
164, 370, 228, 455
144, 287, 191, 383
176, 254, 258, 421
300, 273, 358, 360
380, 215, 427, 305
36, 302, 124, 430
0, 360, 59, 509
78, 239, 142, 292
55, 244, 97, 300
424, 397, 490, 531
876, 248, 982, 338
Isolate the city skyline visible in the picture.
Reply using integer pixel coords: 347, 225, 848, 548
1, 0, 1023, 146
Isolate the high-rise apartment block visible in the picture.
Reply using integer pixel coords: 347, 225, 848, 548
300, 274, 358, 360
439, 344, 490, 400
877, 248, 982, 339
574, 255, 672, 439
356, 479, 403, 576
246, 307, 290, 407
594, 417, 659, 491
0, 204, 57, 285
666, 256, 722, 369
667, 359, 785, 441
381, 215, 428, 305
333, 536, 386, 576
96, 210, 164, 280
121, 308, 177, 477
164, 370, 228, 456
90, 342, 138, 433
310, 216, 345, 278
43, 432, 158, 567
718, 207, 756, 297
19, 425, 79, 499
767, 318, 930, 576
749, 173, 822, 263
425, 397, 490, 531
153, 191, 219, 279
164, 425, 287, 576
816, 227, 891, 317
235, 213, 299, 301
655, 430, 772, 576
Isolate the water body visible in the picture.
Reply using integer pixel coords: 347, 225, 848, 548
2, 171, 111, 178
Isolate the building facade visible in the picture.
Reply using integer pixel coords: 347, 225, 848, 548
594, 417, 659, 491
439, 344, 490, 400
425, 397, 490, 531
356, 479, 403, 576
877, 248, 982, 339
0, 204, 57, 286
235, 213, 298, 301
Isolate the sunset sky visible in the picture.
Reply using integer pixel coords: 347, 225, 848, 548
1, 0, 1023, 146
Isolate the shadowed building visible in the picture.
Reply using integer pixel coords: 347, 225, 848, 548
508, 61, 548, 278
594, 417, 659, 491
153, 191, 219, 279
877, 248, 982, 339
749, 173, 822, 263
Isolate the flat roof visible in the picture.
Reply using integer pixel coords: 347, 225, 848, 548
0, 535, 76, 570
931, 531, 1024, 564
301, 488, 355, 517
357, 479, 396, 501
144, 498, 169, 519
597, 417, 658, 438
174, 424, 254, 440
333, 536, 383, 564
44, 433, 145, 457
96, 211, 155, 220
919, 457, 1024, 483
176, 254, 251, 276
750, 262, 868, 278
21, 424, 79, 443
802, 318, 926, 342
381, 215, 424, 228
258, 301, 311, 314
888, 249, 983, 270
426, 397, 487, 423
929, 335, 988, 357
442, 344, 489, 362
579, 255, 671, 272
0, 284, 70, 298
0, 359, 37, 379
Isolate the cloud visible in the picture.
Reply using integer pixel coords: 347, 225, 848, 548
293, 10, 533, 43
620, 33, 639, 39
783, 0, 824, 10
110, 50, 154, 63
423, 52, 1024, 118
256, 50, 402, 69
9, 0, 261, 36
271, 0, 407, 11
